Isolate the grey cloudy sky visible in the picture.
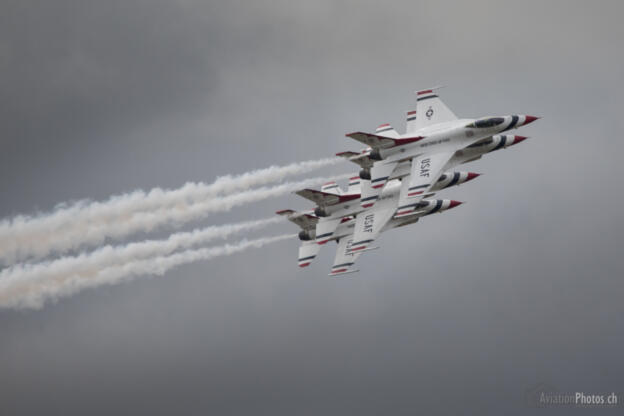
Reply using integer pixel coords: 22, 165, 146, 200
1, 0, 623, 414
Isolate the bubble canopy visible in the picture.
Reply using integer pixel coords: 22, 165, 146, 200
467, 117, 505, 128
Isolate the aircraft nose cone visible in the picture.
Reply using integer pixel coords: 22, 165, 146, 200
524, 115, 540, 125
513, 135, 528, 144
449, 200, 463, 209
466, 172, 481, 181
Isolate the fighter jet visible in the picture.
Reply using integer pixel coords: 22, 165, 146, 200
278, 179, 464, 275
296, 171, 479, 245
329, 88, 538, 253
275, 208, 355, 269
279, 87, 538, 274
342, 87, 538, 216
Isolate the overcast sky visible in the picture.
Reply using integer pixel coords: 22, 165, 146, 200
1, 0, 623, 414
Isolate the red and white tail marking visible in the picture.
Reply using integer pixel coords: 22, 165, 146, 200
321, 181, 343, 195
347, 176, 361, 195
375, 123, 399, 138
298, 241, 321, 268
407, 86, 457, 133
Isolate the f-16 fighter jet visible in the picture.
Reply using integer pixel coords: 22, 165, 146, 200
342, 87, 538, 216
279, 179, 464, 275
296, 172, 479, 246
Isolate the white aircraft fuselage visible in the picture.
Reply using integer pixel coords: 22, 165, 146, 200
372, 115, 535, 165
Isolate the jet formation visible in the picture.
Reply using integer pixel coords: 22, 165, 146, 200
278, 87, 539, 275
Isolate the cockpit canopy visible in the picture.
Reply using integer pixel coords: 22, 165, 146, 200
467, 117, 505, 128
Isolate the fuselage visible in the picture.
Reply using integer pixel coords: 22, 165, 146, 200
321, 179, 460, 243
377, 115, 535, 163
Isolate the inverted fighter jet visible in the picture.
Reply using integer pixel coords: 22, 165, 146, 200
297, 170, 479, 246
280, 179, 465, 276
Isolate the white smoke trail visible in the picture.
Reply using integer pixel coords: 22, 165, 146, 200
209, 157, 340, 193
0, 171, 348, 264
0, 216, 282, 286
0, 233, 294, 310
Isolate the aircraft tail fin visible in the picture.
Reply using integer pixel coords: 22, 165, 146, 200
346, 176, 361, 195
406, 86, 457, 133
375, 123, 400, 138
298, 241, 321, 268
321, 181, 343, 195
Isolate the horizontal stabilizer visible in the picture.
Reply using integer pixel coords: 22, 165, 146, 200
295, 188, 360, 207
345, 132, 424, 149
276, 209, 318, 231
335, 151, 375, 169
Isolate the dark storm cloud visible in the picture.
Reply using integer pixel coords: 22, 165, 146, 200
0, 0, 216, 139
1, 0, 624, 415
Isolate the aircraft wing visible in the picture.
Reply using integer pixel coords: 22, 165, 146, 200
348, 205, 396, 253
295, 189, 360, 207
329, 235, 362, 276
395, 151, 456, 217
406, 88, 458, 133
345, 132, 424, 150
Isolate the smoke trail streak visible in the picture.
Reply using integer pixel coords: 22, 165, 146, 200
0, 233, 294, 310
1, 216, 283, 287
0, 171, 348, 264
0, 157, 340, 260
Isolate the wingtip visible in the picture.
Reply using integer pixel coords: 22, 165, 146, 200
415, 85, 445, 95
329, 269, 360, 276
